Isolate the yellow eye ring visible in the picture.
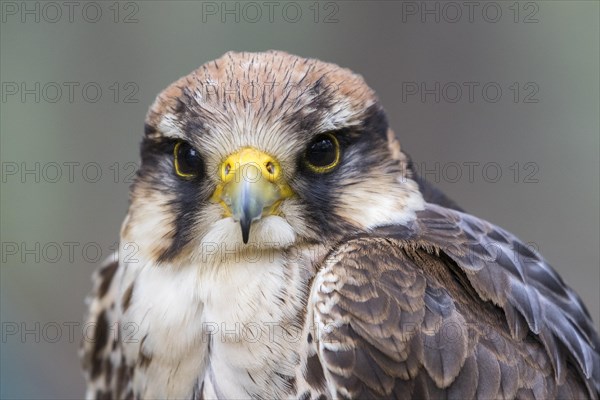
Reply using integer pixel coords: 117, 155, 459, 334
304, 133, 341, 174
174, 141, 202, 179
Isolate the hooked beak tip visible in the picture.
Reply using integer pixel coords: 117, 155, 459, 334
240, 218, 251, 244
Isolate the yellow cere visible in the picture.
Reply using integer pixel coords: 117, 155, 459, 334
220, 147, 282, 183
210, 147, 294, 214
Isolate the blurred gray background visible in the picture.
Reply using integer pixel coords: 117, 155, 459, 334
1, 1, 598, 398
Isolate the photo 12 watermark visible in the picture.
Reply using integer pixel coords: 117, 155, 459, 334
0, 236, 542, 267
399, 1, 540, 24
199, 1, 340, 23
1, 1, 140, 23
1, 81, 140, 104
409, 161, 540, 184
0, 241, 138, 265
1, 315, 543, 349
1, 161, 139, 184
400, 81, 540, 104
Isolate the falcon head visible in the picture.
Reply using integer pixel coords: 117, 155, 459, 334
121, 51, 424, 265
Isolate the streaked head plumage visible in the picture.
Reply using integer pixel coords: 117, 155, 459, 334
122, 51, 423, 265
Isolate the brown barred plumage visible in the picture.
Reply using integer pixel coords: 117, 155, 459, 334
81, 51, 599, 399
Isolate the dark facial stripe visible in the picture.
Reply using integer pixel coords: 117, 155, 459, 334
157, 179, 205, 262
136, 134, 214, 263
293, 122, 398, 241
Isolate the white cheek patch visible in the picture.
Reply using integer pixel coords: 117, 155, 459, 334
337, 176, 425, 230
121, 199, 176, 262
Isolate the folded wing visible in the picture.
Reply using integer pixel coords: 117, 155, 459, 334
311, 204, 600, 399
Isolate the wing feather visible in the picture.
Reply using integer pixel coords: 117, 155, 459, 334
312, 203, 600, 398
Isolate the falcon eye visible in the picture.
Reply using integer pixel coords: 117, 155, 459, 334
304, 133, 340, 173
174, 141, 203, 179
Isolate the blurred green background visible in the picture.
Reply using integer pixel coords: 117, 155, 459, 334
1, 1, 598, 398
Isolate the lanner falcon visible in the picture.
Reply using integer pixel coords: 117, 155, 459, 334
81, 51, 600, 399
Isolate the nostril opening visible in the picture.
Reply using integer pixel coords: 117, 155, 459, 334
224, 163, 231, 175
265, 161, 275, 175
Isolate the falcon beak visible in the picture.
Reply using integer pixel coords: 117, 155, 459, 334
212, 148, 293, 244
